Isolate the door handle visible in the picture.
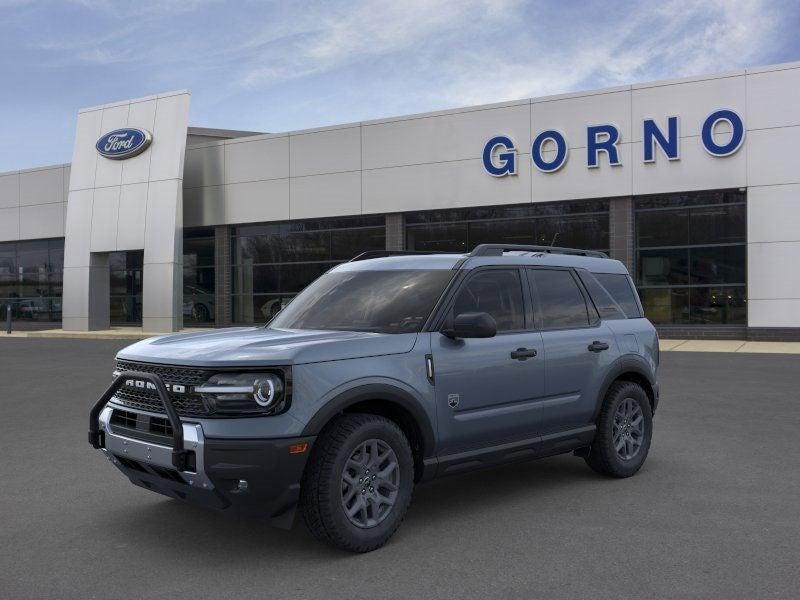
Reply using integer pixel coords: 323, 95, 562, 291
510, 347, 537, 360
588, 341, 610, 353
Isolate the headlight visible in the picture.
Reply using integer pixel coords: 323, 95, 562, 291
196, 373, 285, 415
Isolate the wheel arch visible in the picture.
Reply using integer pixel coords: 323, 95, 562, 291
301, 383, 435, 482
594, 356, 657, 420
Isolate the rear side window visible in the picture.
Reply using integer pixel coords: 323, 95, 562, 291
451, 269, 525, 332
594, 273, 642, 318
529, 269, 590, 329
577, 271, 626, 320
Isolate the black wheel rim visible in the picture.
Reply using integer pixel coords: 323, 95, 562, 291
613, 398, 645, 460
341, 439, 400, 528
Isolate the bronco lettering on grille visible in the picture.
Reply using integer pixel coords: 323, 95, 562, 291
124, 379, 187, 394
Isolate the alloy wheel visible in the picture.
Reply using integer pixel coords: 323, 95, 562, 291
341, 439, 400, 528
612, 398, 645, 460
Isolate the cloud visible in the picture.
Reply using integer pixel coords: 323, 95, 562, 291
0, 0, 795, 170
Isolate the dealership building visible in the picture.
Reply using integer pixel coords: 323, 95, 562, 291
1, 61, 799, 339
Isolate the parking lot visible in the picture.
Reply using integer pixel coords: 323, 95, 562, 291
1, 337, 798, 600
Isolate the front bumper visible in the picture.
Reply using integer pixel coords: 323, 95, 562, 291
90, 372, 314, 529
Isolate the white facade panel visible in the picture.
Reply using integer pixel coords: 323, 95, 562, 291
362, 103, 530, 169
748, 299, 800, 327
746, 126, 800, 187
631, 75, 746, 141
69, 109, 104, 191
19, 202, 65, 239
143, 178, 181, 264
363, 158, 531, 214
291, 171, 361, 219
116, 183, 148, 250
290, 126, 361, 177
121, 99, 157, 185
632, 139, 747, 195
89, 186, 120, 252
748, 241, 800, 300
94, 104, 129, 189
746, 67, 800, 130
532, 145, 632, 202
225, 178, 290, 224
0, 207, 19, 240
148, 93, 191, 182
747, 184, 800, 243
534, 89, 632, 147
142, 262, 181, 319
61, 267, 90, 318
225, 136, 289, 184
63, 189, 93, 268
19, 167, 64, 206
0, 173, 19, 209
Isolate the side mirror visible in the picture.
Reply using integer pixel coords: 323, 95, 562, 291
442, 312, 497, 339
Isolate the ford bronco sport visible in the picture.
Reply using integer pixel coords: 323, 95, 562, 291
89, 244, 659, 552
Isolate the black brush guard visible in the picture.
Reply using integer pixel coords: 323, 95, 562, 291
88, 371, 188, 471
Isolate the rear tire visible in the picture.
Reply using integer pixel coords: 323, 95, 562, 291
585, 381, 653, 478
300, 413, 414, 552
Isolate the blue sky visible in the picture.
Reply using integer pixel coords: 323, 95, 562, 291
1, 0, 798, 171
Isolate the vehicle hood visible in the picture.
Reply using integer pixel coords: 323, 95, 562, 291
116, 327, 418, 367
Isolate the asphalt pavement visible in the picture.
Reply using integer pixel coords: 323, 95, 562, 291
1, 338, 798, 600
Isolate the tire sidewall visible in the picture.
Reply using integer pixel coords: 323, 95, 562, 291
322, 419, 414, 546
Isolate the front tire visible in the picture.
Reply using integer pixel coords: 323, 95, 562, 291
585, 381, 653, 478
300, 414, 414, 552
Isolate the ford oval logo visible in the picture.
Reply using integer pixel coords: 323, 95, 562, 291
96, 128, 152, 160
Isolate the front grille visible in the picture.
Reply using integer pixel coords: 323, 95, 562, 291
113, 360, 213, 417
110, 408, 175, 444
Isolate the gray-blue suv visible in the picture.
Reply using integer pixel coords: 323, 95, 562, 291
89, 244, 659, 552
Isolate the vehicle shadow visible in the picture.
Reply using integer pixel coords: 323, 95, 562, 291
95, 452, 638, 561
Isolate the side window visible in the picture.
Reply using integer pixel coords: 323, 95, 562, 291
594, 273, 643, 318
529, 269, 590, 329
577, 271, 626, 320
450, 269, 525, 332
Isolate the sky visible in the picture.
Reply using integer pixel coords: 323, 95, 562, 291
0, 0, 798, 171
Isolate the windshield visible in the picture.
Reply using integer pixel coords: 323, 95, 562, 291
269, 269, 454, 334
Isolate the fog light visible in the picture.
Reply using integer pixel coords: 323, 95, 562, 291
237, 479, 249, 492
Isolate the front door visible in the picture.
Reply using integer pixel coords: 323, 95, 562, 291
432, 268, 545, 455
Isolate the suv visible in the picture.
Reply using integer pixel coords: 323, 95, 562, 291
89, 244, 659, 552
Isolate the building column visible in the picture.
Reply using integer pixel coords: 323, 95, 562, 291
214, 225, 232, 327
609, 197, 634, 272
386, 213, 405, 251
62, 252, 111, 331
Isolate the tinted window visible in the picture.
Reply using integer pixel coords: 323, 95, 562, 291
450, 269, 525, 332
530, 269, 589, 329
578, 271, 626, 320
270, 269, 453, 333
594, 273, 642, 318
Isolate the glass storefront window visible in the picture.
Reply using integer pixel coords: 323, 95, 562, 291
109, 250, 143, 325
0, 238, 64, 323
231, 216, 386, 325
635, 189, 746, 325
183, 228, 216, 326
405, 200, 610, 254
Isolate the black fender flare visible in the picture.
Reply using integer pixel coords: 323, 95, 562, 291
593, 355, 657, 420
301, 383, 436, 458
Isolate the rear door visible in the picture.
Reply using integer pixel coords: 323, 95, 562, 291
432, 267, 545, 455
526, 268, 620, 434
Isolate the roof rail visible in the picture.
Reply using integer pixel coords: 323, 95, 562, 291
469, 244, 608, 258
349, 250, 452, 262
